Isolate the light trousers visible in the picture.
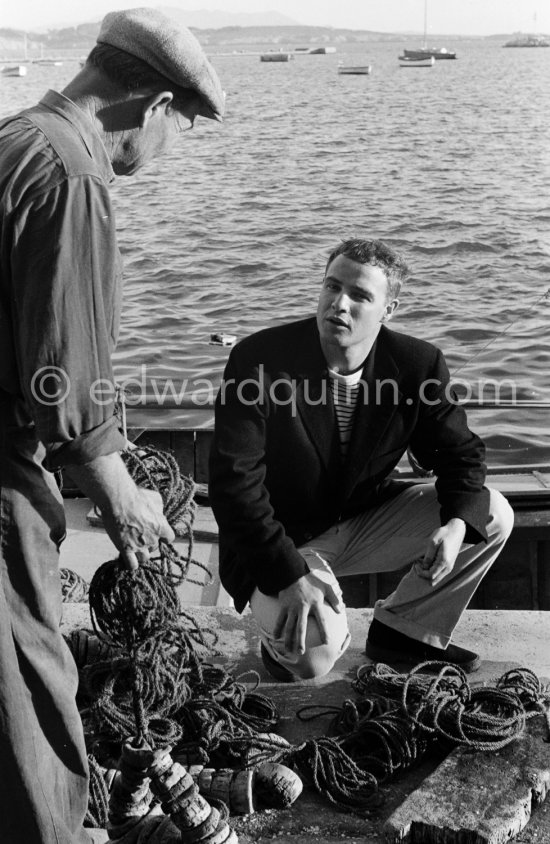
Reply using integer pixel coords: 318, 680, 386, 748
251, 484, 514, 679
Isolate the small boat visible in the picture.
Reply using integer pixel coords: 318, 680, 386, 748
260, 52, 293, 63
34, 59, 63, 66
504, 35, 549, 47
337, 63, 372, 75
398, 55, 435, 67
1, 65, 27, 77
309, 46, 336, 55
403, 47, 457, 60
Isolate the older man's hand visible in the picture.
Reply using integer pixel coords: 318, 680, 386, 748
66, 452, 175, 571
101, 486, 174, 571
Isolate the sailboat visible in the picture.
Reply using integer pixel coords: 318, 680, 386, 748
403, 0, 457, 60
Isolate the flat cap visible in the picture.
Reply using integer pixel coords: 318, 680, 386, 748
97, 7, 224, 121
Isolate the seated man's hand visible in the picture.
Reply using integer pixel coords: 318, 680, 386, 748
273, 573, 343, 656
102, 487, 175, 572
415, 518, 466, 586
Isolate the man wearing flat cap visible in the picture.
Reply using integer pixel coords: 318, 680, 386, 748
0, 8, 224, 843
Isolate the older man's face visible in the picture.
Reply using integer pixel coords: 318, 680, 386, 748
112, 98, 196, 175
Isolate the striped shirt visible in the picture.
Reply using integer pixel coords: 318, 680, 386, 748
328, 368, 364, 458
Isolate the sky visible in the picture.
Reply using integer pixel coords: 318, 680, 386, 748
1, 0, 549, 35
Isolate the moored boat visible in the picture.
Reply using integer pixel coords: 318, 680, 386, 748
404, 0, 458, 60
1, 65, 27, 77
337, 63, 372, 75
309, 46, 336, 55
260, 52, 293, 63
403, 47, 457, 60
398, 55, 435, 67
504, 34, 549, 47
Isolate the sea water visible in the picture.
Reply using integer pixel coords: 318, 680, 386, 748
1, 39, 549, 464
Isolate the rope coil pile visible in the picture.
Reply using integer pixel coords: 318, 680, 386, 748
61, 567, 90, 602
78, 447, 305, 840
353, 661, 549, 751
291, 660, 550, 803
306, 661, 550, 793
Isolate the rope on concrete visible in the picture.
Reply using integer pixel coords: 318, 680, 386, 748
355, 661, 544, 751
61, 566, 90, 602
294, 661, 550, 798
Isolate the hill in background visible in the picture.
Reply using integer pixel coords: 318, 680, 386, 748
0, 15, 533, 59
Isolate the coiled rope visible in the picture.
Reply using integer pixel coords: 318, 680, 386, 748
80, 446, 292, 824
355, 661, 548, 751
85, 753, 109, 829
61, 567, 90, 602
293, 660, 550, 802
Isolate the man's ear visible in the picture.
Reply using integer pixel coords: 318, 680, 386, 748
382, 298, 399, 322
139, 91, 174, 127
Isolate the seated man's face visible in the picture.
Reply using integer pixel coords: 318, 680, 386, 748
316, 255, 397, 354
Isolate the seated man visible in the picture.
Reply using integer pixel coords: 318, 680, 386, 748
209, 239, 514, 681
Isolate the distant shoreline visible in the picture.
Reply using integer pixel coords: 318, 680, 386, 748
1, 23, 544, 61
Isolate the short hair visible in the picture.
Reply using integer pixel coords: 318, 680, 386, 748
325, 239, 409, 300
86, 43, 198, 114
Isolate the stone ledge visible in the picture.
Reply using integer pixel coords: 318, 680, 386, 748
384, 720, 550, 843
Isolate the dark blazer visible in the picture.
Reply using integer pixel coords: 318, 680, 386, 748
209, 317, 489, 612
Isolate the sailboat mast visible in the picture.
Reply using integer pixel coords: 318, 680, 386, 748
423, 0, 428, 49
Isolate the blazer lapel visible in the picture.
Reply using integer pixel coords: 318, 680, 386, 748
340, 328, 403, 495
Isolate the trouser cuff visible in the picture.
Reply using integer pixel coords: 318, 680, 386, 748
373, 604, 451, 649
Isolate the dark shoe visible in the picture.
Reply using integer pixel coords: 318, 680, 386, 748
365, 618, 480, 673
260, 643, 296, 683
